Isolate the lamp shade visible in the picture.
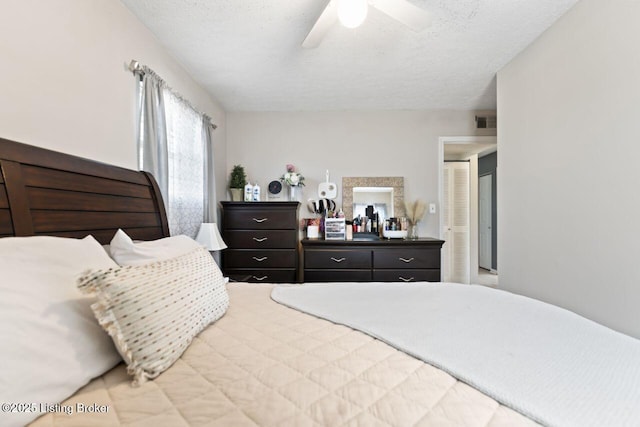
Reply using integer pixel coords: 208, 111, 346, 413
337, 0, 368, 28
195, 223, 227, 251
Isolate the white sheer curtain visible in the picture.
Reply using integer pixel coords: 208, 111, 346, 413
134, 64, 216, 238
164, 90, 205, 237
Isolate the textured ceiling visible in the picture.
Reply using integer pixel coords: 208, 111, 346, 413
121, 0, 578, 111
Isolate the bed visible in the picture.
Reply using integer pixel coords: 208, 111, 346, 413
0, 137, 538, 426
2, 137, 637, 427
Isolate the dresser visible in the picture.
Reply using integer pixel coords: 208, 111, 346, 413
220, 201, 299, 283
301, 238, 444, 282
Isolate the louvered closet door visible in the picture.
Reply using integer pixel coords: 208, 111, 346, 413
442, 162, 470, 283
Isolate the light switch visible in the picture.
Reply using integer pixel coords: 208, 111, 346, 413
429, 203, 436, 214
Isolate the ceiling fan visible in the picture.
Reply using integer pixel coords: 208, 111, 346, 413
302, 0, 432, 48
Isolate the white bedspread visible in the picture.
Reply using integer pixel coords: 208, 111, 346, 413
30, 283, 536, 427
272, 282, 640, 427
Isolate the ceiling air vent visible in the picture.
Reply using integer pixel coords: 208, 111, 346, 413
475, 115, 497, 129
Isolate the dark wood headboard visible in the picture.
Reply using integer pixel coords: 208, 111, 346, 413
0, 138, 169, 244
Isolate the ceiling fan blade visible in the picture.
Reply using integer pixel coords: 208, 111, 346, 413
302, 0, 338, 48
371, 0, 432, 32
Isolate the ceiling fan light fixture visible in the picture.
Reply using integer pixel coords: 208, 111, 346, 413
337, 0, 368, 29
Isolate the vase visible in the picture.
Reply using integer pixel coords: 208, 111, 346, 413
229, 188, 243, 201
408, 221, 420, 239
288, 185, 302, 202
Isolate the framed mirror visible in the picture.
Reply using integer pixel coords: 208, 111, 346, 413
342, 177, 404, 220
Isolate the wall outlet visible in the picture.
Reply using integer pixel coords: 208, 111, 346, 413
429, 203, 436, 214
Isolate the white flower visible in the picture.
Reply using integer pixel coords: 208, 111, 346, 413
280, 166, 305, 187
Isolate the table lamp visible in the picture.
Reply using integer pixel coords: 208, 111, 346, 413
195, 223, 227, 251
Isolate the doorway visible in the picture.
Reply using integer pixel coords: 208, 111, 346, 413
439, 136, 497, 285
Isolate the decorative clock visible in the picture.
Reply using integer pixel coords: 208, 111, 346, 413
267, 180, 283, 200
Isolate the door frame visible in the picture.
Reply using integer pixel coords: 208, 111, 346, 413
438, 136, 497, 284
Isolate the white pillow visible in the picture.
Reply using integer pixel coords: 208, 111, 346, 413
0, 235, 122, 427
78, 247, 229, 385
109, 229, 202, 266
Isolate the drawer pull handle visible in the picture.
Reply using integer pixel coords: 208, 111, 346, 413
252, 256, 268, 262
330, 257, 346, 263
399, 257, 415, 263
399, 276, 414, 282
252, 218, 268, 223
252, 275, 268, 281
253, 237, 268, 242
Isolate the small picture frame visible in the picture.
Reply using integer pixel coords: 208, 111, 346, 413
324, 218, 346, 240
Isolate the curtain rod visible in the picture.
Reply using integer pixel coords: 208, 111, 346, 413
128, 59, 217, 130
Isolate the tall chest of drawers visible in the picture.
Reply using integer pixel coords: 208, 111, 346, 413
302, 238, 444, 283
220, 201, 299, 283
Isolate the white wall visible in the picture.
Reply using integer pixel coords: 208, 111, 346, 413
0, 0, 227, 201
227, 111, 494, 238
498, 0, 640, 338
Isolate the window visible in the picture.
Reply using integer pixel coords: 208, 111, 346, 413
133, 63, 215, 238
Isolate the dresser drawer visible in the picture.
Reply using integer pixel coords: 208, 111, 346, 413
223, 249, 296, 268
224, 230, 297, 249
373, 269, 441, 282
223, 208, 297, 230
305, 249, 371, 269
373, 248, 441, 269
226, 269, 296, 283
304, 270, 372, 282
